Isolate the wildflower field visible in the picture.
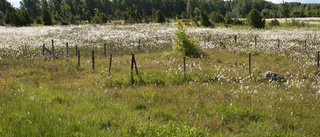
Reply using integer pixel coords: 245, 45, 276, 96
1, 22, 320, 136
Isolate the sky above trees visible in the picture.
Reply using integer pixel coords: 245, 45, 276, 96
6, 0, 320, 8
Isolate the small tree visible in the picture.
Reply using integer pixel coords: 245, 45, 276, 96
173, 22, 205, 58
42, 8, 52, 25
210, 12, 225, 23
247, 9, 265, 29
200, 11, 213, 27
85, 10, 92, 23
156, 10, 165, 23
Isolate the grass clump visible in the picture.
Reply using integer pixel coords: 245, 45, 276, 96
173, 22, 206, 58
136, 120, 209, 136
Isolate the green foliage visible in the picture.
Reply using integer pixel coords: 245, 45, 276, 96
269, 18, 280, 26
0, 11, 4, 20
42, 8, 52, 26
247, 9, 265, 29
156, 10, 165, 23
4, 7, 33, 26
85, 10, 92, 23
61, 19, 70, 25
136, 120, 209, 136
173, 22, 205, 58
225, 13, 233, 24
210, 12, 225, 23
200, 11, 213, 27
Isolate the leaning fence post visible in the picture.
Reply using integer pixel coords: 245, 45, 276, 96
42, 44, 45, 56
184, 57, 186, 78
92, 51, 95, 71
78, 50, 80, 66
134, 55, 139, 76
305, 40, 307, 51
104, 43, 107, 57
249, 53, 252, 75
131, 54, 135, 84
109, 54, 112, 74
52, 39, 54, 61
66, 42, 69, 63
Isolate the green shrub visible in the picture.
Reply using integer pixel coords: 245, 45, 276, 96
210, 11, 225, 23
173, 22, 206, 58
269, 18, 280, 26
61, 20, 70, 25
156, 10, 165, 23
42, 8, 52, 26
247, 9, 265, 29
85, 10, 92, 23
200, 11, 213, 27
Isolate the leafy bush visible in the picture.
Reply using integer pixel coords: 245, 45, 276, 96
210, 12, 225, 23
269, 18, 280, 26
85, 10, 92, 23
61, 20, 70, 25
173, 22, 206, 58
156, 10, 165, 23
42, 8, 52, 26
200, 11, 213, 27
136, 120, 209, 136
247, 9, 265, 29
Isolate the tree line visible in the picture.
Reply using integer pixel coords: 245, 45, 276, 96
0, 0, 320, 26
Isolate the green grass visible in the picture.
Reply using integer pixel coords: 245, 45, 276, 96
1, 45, 320, 136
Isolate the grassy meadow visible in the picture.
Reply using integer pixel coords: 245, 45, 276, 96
1, 21, 320, 136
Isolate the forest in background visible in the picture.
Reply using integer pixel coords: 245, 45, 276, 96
0, 0, 320, 26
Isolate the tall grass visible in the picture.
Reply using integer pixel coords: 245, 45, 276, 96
1, 22, 320, 136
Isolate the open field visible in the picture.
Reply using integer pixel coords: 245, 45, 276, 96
1, 22, 320, 136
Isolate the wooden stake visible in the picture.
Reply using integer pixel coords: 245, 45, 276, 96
92, 51, 95, 71
249, 53, 252, 75
184, 57, 186, 78
66, 42, 69, 63
104, 43, 107, 57
131, 54, 134, 85
78, 50, 80, 66
76, 45, 78, 56
52, 39, 54, 61
138, 39, 141, 50
109, 54, 112, 74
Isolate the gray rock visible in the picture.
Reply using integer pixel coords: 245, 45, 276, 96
262, 71, 285, 81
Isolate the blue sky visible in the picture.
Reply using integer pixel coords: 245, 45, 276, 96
7, 0, 320, 8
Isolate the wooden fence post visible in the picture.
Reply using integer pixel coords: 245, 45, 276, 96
234, 35, 237, 47
104, 43, 107, 57
131, 54, 134, 84
52, 39, 54, 61
249, 53, 252, 75
78, 50, 80, 66
109, 54, 112, 74
184, 57, 186, 78
138, 39, 141, 50
305, 40, 307, 51
66, 42, 69, 63
42, 44, 45, 56
318, 51, 320, 75
76, 45, 78, 56
134, 55, 139, 76
92, 51, 95, 71
255, 36, 257, 48
278, 39, 280, 50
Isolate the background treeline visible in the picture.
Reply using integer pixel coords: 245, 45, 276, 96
0, 0, 320, 26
